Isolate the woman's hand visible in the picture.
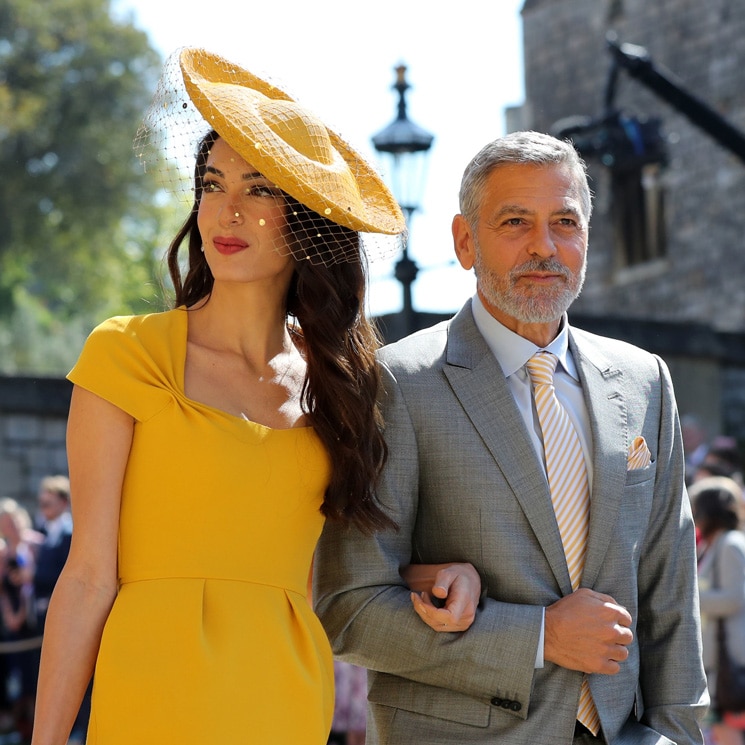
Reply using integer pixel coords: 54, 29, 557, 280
400, 562, 481, 632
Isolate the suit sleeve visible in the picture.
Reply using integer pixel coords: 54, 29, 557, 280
313, 361, 543, 711
634, 355, 708, 743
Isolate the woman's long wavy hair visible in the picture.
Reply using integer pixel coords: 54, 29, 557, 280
166, 131, 394, 532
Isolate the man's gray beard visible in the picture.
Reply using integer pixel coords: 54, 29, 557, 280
473, 252, 586, 325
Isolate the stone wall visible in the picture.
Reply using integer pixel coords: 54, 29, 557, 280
0, 377, 71, 514
520, 0, 745, 331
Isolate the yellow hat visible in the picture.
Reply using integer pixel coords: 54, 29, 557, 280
179, 48, 405, 236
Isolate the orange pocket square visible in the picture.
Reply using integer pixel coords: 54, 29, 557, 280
627, 436, 652, 470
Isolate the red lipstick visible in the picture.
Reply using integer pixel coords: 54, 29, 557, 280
213, 237, 248, 255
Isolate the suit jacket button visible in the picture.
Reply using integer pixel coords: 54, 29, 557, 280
510, 701, 522, 712
490, 697, 503, 707
500, 700, 513, 709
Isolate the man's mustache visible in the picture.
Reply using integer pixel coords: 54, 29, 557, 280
510, 259, 573, 281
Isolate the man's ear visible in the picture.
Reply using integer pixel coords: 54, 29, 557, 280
452, 214, 476, 270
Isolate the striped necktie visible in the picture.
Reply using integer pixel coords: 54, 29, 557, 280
526, 351, 600, 736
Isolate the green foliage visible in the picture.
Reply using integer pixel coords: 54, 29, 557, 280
0, 287, 91, 374
0, 0, 180, 372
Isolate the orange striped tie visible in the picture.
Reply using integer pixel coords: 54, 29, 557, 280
526, 352, 600, 736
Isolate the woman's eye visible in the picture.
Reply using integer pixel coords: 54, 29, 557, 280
202, 181, 221, 193
247, 184, 280, 197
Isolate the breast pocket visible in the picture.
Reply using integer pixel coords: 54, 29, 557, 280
625, 460, 656, 487
619, 465, 656, 563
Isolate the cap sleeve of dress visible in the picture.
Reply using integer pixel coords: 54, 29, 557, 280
67, 313, 180, 422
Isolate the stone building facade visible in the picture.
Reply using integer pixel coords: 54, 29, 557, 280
513, 0, 745, 443
0, 377, 71, 515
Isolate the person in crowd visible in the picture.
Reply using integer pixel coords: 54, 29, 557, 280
31, 48, 478, 745
33, 476, 72, 628
703, 438, 743, 485
35, 476, 72, 533
314, 130, 708, 744
0, 499, 42, 741
683, 415, 710, 486
0, 499, 38, 585
693, 476, 745, 745
691, 437, 743, 490
33, 476, 89, 745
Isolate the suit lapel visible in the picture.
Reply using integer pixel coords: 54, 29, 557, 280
569, 330, 630, 587
443, 304, 573, 593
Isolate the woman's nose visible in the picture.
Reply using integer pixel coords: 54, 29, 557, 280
219, 200, 245, 227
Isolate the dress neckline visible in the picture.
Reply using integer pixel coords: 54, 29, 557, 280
174, 307, 313, 433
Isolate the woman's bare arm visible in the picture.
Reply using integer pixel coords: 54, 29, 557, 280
32, 386, 133, 745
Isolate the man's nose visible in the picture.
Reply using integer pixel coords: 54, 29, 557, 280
527, 224, 558, 258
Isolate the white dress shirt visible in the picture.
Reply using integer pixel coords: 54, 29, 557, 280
471, 294, 595, 667
43, 510, 73, 547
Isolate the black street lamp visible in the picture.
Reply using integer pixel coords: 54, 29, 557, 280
372, 64, 434, 334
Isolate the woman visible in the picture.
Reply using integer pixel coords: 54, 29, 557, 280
31, 49, 479, 745
0, 499, 41, 740
693, 476, 745, 745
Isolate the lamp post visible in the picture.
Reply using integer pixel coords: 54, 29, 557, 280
372, 64, 434, 335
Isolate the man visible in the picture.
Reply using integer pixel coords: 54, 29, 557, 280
681, 415, 709, 485
33, 475, 89, 743
34, 474, 73, 626
314, 131, 708, 744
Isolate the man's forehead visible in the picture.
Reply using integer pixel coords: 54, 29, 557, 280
482, 163, 587, 214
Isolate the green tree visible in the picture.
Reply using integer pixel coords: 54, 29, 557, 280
0, 0, 177, 373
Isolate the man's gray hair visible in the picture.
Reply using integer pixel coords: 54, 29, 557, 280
458, 131, 592, 227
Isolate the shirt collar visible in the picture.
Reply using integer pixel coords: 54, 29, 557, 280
471, 294, 579, 380
44, 511, 72, 546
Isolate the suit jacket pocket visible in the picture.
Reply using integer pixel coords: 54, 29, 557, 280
617, 472, 656, 558
368, 672, 491, 728
624, 460, 656, 486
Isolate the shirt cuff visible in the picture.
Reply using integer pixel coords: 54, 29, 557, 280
536, 607, 545, 668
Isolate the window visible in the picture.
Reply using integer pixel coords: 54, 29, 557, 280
611, 162, 666, 266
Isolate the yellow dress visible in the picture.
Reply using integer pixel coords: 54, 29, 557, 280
68, 309, 334, 744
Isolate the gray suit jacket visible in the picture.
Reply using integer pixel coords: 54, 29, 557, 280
314, 301, 708, 745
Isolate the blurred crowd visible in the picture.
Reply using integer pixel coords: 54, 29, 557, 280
684, 415, 744, 488
683, 416, 745, 745
0, 476, 77, 744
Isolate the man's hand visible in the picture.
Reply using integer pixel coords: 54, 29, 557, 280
402, 562, 481, 632
544, 588, 633, 674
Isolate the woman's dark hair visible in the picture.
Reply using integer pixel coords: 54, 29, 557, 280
166, 131, 394, 532
166, 130, 218, 306
691, 476, 743, 537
